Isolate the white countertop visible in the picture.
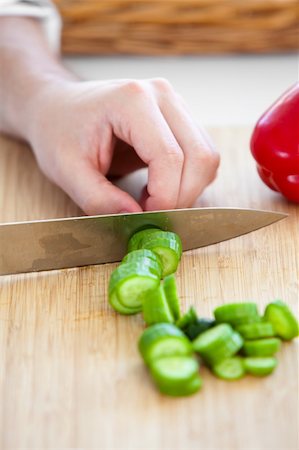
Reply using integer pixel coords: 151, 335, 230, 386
64, 53, 298, 127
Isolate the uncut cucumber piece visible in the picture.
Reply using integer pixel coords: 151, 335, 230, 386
212, 357, 245, 381
264, 300, 299, 340
127, 228, 161, 252
142, 285, 174, 325
109, 291, 142, 315
242, 338, 281, 357
176, 306, 198, 330
122, 249, 163, 279
214, 302, 260, 326
193, 324, 243, 365
150, 356, 202, 397
185, 318, 216, 341
163, 274, 181, 320
138, 323, 193, 365
244, 357, 278, 376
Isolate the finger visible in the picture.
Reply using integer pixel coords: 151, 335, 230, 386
112, 84, 184, 210
58, 159, 142, 215
157, 89, 220, 207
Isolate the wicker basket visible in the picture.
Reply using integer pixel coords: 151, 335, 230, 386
54, 0, 299, 55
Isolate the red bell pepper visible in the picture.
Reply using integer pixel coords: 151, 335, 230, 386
250, 83, 299, 203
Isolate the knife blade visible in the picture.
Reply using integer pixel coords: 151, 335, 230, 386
0, 207, 286, 275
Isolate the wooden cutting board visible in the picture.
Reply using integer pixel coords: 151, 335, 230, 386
0, 127, 298, 450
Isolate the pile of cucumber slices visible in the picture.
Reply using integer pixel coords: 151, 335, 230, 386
109, 227, 299, 397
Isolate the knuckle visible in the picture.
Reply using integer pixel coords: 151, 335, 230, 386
165, 145, 184, 165
193, 146, 220, 171
122, 80, 147, 96
151, 77, 173, 93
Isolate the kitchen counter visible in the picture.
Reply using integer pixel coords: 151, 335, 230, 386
0, 127, 298, 449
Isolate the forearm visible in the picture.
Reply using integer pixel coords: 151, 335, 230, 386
0, 17, 75, 140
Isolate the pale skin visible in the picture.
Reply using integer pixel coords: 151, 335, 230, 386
0, 17, 220, 215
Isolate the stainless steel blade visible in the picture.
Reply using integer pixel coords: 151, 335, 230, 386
0, 207, 286, 275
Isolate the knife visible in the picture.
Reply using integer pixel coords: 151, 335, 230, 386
0, 207, 286, 276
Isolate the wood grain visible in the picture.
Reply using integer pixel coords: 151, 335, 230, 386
0, 127, 298, 450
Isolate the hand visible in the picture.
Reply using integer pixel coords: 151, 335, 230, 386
28, 77, 220, 215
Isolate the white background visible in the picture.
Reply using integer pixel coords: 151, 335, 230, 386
65, 53, 298, 127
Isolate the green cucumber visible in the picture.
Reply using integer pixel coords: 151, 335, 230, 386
264, 300, 299, 340
176, 306, 198, 330
235, 322, 275, 339
138, 323, 193, 365
184, 318, 216, 341
142, 285, 174, 325
242, 338, 281, 357
150, 356, 202, 396
163, 274, 181, 320
109, 263, 160, 311
139, 231, 182, 277
214, 302, 260, 326
243, 357, 278, 376
193, 324, 243, 365
212, 357, 245, 381
122, 249, 163, 278
109, 291, 141, 315
127, 227, 161, 252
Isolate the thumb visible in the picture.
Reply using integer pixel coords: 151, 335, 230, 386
60, 162, 142, 215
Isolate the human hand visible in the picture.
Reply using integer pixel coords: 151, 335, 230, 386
29, 78, 220, 215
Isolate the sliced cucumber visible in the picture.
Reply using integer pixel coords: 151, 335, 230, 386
138, 323, 193, 365
244, 357, 278, 376
109, 262, 159, 294
193, 324, 243, 365
235, 322, 275, 339
118, 275, 160, 309
184, 318, 216, 341
214, 302, 260, 326
176, 306, 198, 330
150, 356, 202, 396
109, 263, 160, 311
142, 285, 174, 325
163, 274, 181, 320
139, 231, 182, 277
264, 300, 299, 341
127, 227, 161, 253
122, 249, 163, 279
109, 291, 142, 315
242, 338, 281, 357
212, 357, 245, 381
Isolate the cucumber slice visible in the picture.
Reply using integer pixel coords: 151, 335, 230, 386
244, 357, 278, 376
127, 227, 161, 252
242, 338, 281, 357
142, 285, 174, 325
109, 291, 142, 315
140, 231, 182, 277
138, 323, 193, 365
163, 274, 181, 320
184, 318, 216, 341
122, 249, 163, 279
212, 357, 245, 381
214, 302, 260, 326
109, 262, 160, 309
193, 324, 243, 365
109, 262, 159, 295
176, 306, 198, 330
264, 300, 299, 340
118, 275, 160, 309
150, 356, 202, 396
235, 322, 275, 339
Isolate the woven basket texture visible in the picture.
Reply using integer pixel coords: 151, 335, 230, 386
53, 0, 299, 54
